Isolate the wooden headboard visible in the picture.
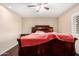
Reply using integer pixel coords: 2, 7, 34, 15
32, 25, 53, 33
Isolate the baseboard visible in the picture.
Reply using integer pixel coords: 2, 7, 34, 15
0, 43, 18, 55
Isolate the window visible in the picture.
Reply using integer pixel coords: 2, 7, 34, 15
76, 16, 79, 34
72, 14, 79, 34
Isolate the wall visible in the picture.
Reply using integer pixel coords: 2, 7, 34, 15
22, 17, 58, 34
0, 5, 22, 55
58, 4, 79, 54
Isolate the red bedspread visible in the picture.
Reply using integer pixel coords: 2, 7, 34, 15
20, 33, 74, 47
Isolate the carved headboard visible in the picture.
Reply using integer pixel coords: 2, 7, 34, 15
32, 25, 53, 33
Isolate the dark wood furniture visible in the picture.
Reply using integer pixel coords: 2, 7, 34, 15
20, 25, 53, 37
20, 34, 29, 37
17, 38, 77, 56
32, 25, 53, 33
18, 25, 77, 56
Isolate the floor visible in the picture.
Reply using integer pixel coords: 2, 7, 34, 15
1, 45, 18, 56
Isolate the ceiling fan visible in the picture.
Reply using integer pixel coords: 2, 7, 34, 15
27, 3, 49, 12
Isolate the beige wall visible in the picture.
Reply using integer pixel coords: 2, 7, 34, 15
58, 4, 79, 33
22, 17, 58, 34
0, 5, 22, 55
58, 4, 79, 54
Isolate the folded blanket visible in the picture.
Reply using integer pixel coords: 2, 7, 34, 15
20, 33, 74, 47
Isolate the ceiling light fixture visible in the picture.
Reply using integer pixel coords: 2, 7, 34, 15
27, 3, 49, 12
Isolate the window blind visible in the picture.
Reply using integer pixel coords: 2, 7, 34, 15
72, 16, 79, 34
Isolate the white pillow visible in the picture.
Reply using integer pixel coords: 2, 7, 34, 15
36, 31, 44, 33
34, 31, 45, 34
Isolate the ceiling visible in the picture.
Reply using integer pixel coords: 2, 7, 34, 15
1, 3, 77, 18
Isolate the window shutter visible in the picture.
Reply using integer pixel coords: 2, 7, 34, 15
72, 16, 79, 34
76, 16, 79, 34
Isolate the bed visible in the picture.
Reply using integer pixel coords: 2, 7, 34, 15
17, 25, 77, 56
